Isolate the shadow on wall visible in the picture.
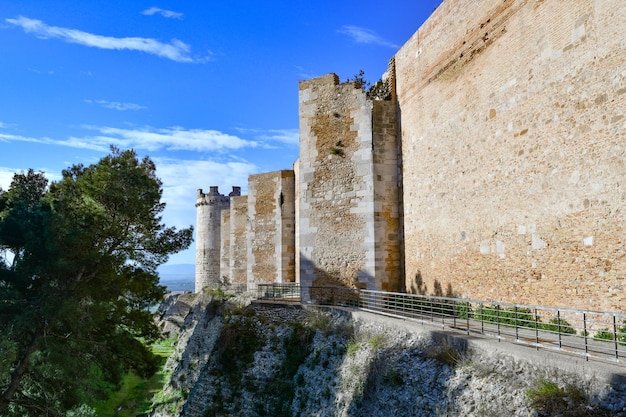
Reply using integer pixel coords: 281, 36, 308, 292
300, 255, 374, 303
409, 270, 458, 298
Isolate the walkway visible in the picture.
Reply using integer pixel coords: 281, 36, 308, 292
254, 284, 626, 369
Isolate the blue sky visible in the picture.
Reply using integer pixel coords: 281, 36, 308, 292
0, 0, 442, 266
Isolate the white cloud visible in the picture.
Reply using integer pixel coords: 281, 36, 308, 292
85, 126, 259, 152
294, 65, 318, 81
26, 67, 54, 75
337, 25, 399, 49
235, 128, 299, 146
152, 157, 256, 264
85, 99, 147, 111
0, 167, 16, 190
142, 7, 183, 20
0, 166, 62, 190
6, 16, 205, 63
0, 125, 260, 153
0, 132, 52, 145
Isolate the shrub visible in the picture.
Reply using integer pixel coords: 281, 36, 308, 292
539, 318, 576, 334
474, 305, 537, 327
526, 379, 610, 416
454, 301, 472, 319
594, 328, 615, 342
425, 346, 463, 367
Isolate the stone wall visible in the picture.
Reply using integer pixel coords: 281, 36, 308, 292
247, 170, 296, 284
195, 0, 625, 313
229, 195, 248, 285
372, 97, 403, 292
298, 73, 403, 299
220, 209, 230, 283
395, 0, 626, 311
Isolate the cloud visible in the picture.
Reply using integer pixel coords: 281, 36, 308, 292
0, 167, 16, 190
142, 7, 183, 19
235, 128, 299, 146
0, 131, 52, 145
0, 166, 62, 190
0, 126, 259, 153
156, 157, 255, 213
27, 67, 54, 75
294, 65, 318, 81
337, 25, 399, 49
5, 16, 205, 63
150, 157, 257, 265
82, 126, 259, 152
85, 99, 147, 111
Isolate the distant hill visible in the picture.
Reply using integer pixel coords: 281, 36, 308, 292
157, 264, 195, 292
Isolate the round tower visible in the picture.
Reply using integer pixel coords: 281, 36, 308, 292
195, 186, 231, 292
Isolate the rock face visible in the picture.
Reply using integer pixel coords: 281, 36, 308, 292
151, 294, 626, 417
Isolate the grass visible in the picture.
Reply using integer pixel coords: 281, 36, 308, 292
369, 334, 385, 349
526, 379, 611, 416
92, 337, 176, 417
346, 341, 360, 356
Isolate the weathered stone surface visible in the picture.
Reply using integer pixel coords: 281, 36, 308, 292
396, 0, 626, 311
153, 300, 626, 417
247, 170, 296, 285
196, 0, 626, 314
298, 74, 403, 299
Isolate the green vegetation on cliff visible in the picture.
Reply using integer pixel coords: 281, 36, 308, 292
0, 148, 193, 416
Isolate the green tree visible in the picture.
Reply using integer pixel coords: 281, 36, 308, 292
0, 148, 193, 416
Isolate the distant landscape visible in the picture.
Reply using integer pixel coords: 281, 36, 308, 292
158, 264, 195, 293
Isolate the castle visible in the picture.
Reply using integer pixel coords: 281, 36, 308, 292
196, 0, 626, 312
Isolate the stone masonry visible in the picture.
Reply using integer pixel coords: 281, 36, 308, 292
247, 170, 296, 285
298, 74, 403, 301
196, 171, 296, 292
195, 186, 240, 291
396, 0, 626, 311
229, 195, 248, 285
196, 0, 625, 313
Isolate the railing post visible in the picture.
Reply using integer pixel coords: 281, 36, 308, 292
557, 310, 562, 349
534, 308, 539, 350
496, 305, 501, 341
515, 306, 519, 341
480, 303, 484, 334
430, 297, 434, 323
614, 315, 619, 362
453, 300, 457, 329
583, 312, 589, 361
466, 303, 470, 336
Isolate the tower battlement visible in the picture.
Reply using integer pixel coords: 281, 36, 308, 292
196, 186, 239, 206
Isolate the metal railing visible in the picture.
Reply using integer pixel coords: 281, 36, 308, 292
256, 283, 300, 301
255, 284, 626, 366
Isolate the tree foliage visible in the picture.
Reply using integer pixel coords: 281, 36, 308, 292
0, 148, 193, 416
346, 70, 392, 101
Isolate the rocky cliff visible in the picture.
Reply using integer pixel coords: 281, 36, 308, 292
149, 292, 626, 416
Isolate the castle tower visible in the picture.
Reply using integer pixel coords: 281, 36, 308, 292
298, 73, 402, 302
195, 186, 240, 292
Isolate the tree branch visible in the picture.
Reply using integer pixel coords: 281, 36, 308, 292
0, 329, 43, 415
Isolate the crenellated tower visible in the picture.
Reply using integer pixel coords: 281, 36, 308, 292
195, 186, 240, 292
